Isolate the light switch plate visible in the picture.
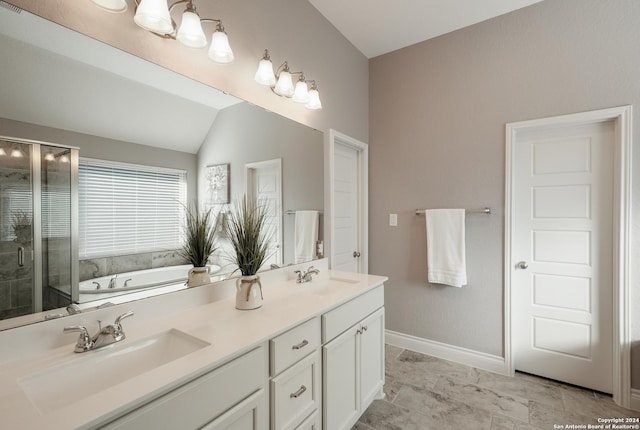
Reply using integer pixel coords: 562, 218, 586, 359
389, 213, 398, 227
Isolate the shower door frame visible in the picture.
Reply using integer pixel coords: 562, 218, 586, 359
1, 136, 79, 311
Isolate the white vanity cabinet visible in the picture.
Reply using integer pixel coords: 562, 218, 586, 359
321, 286, 385, 430
269, 317, 322, 430
99, 346, 268, 430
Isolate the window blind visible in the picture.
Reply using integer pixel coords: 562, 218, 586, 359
78, 158, 187, 259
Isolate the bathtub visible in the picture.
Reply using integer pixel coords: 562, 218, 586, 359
79, 264, 222, 296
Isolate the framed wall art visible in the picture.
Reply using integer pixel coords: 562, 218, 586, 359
206, 163, 230, 205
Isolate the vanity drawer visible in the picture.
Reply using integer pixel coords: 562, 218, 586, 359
296, 409, 321, 430
270, 351, 321, 430
322, 285, 384, 343
270, 317, 320, 376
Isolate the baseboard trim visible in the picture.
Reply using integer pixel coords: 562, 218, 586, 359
385, 330, 508, 375
630, 389, 640, 411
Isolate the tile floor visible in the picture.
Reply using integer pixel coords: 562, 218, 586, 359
353, 344, 638, 430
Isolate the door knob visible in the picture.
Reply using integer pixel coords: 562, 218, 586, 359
353, 251, 361, 258
516, 261, 528, 270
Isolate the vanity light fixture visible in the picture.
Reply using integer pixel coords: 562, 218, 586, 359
89, 0, 234, 64
254, 50, 322, 110
90, 0, 128, 13
10, 148, 23, 158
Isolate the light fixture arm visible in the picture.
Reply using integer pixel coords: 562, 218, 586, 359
134, 0, 224, 37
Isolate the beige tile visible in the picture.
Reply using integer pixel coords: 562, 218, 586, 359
352, 421, 375, 430
384, 354, 439, 391
562, 388, 637, 418
472, 368, 564, 409
358, 399, 453, 430
529, 400, 598, 428
490, 414, 544, 430
433, 376, 530, 422
396, 350, 476, 382
394, 384, 492, 429
384, 344, 404, 360
383, 376, 404, 403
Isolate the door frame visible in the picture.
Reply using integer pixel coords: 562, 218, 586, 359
504, 105, 632, 406
245, 158, 283, 265
328, 129, 368, 273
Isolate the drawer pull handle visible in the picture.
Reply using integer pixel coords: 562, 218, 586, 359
292, 339, 309, 350
290, 385, 307, 399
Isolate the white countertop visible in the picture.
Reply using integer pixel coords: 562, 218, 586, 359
0, 267, 387, 430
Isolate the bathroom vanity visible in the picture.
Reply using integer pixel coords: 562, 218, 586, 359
0, 261, 386, 430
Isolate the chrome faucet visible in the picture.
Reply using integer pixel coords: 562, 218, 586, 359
66, 303, 82, 315
295, 266, 320, 283
107, 275, 118, 289
63, 310, 134, 353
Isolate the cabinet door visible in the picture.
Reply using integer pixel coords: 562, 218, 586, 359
322, 325, 359, 430
359, 307, 385, 410
201, 389, 266, 430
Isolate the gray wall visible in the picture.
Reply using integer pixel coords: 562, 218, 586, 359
197, 102, 324, 266
370, 0, 640, 386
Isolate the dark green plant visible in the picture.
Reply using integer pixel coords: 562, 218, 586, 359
225, 196, 272, 276
179, 205, 219, 268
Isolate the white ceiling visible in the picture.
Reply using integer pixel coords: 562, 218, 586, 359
308, 0, 545, 58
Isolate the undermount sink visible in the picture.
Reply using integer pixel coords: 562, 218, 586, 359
329, 277, 359, 284
18, 329, 210, 413
297, 276, 360, 296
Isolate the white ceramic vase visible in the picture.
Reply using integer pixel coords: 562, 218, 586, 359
187, 266, 211, 287
235, 275, 263, 310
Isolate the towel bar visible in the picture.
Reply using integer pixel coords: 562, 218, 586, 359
415, 207, 491, 215
286, 210, 324, 215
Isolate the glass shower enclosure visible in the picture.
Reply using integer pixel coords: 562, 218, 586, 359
0, 137, 78, 320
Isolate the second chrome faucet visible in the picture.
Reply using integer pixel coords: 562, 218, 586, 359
295, 266, 320, 283
63, 310, 134, 353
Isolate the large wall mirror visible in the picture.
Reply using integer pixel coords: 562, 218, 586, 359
0, 6, 324, 330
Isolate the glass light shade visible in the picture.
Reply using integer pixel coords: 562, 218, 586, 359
134, 0, 173, 34
274, 71, 294, 97
292, 81, 309, 103
254, 59, 276, 86
208, 31, 234, 63
0, 148, 6, 156
59, 155, 70, 163
90, 0, 128, 12
11, 149, 22, 158
305, 89, 322, 110
176, 11, 207, 48
44, 153, 55, 162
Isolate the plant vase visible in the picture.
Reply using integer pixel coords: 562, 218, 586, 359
187, 266, 211, 287
235, 275, 263, 310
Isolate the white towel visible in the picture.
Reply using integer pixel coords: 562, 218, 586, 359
295, 210, 319, 263
425, 209, 467, 287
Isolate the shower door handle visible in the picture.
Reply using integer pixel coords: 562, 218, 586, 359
17, 246, 24, 267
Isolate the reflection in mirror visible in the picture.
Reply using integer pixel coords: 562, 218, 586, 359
0, 6, 323, 329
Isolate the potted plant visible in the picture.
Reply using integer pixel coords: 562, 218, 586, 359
11, 210, 32, 244
225, 196, 272, 310
179, 205, 219, 287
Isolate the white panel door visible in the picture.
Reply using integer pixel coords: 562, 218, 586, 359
513, 121, 614, 392
246, 160, 282, 267
332, 143, 360, 272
